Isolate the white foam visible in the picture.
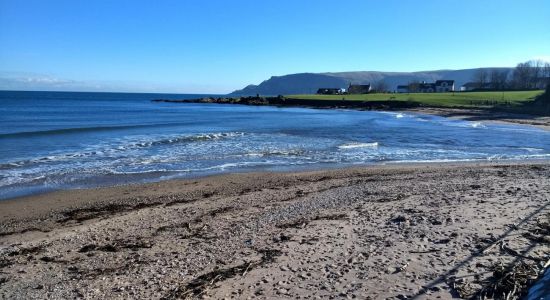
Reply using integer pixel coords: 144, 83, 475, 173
338, 142, 379, 149
470, 122, 485, 128
242, 149, 305, 157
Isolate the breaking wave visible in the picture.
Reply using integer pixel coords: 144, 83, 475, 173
0, 132, 246, 170
338, 142, 379, 149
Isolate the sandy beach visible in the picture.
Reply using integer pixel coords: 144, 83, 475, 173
3, 1, 550, 299
1, 161, 549, 299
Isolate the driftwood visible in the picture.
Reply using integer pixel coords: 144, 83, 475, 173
482, 239, 504, 254
477, 261, 540, 300
409, 249, 441, 254
163, 249, 282, 299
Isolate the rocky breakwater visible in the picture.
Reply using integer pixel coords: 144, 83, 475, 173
152, 96, 270, 106
152, 96, 422, 110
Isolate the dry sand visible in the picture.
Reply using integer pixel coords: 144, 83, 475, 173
1, 162, 549, 299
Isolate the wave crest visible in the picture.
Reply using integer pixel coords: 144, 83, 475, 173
338, 142, 379, 149
0, 132, 246, 169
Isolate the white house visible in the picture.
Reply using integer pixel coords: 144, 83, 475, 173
435, 80, 455, 92
396, 80, 455, 93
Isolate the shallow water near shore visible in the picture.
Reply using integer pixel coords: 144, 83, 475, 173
1, 90, 550, 199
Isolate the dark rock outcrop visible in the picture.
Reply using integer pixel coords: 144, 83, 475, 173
152, 96, 421, 110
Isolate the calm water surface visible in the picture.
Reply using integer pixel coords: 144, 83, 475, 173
1, 91, 549, 199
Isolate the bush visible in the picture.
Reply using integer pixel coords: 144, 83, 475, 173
532, 84, 550, 114
535, 85, 549, 102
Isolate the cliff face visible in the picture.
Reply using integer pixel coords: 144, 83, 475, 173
229, 68, 513, 96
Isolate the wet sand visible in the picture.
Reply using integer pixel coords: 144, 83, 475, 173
404, 107, 550, 130
1, 161, 549, 299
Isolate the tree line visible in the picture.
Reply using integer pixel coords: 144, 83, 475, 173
472, 60, 550, 90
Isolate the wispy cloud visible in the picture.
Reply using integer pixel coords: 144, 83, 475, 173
0, 72, 81, 90
0, 71, 227, 94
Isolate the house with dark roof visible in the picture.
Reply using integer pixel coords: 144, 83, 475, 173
317, 88, 343, 95
347, 84, 372, 94
396, 80, 455, 93
418, 82, 436, 93
435, 80, 455, 92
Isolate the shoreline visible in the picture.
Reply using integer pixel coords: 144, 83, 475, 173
153, 96, 550, 130
2, 157, 548, 204
0, 160, 503, 222
0, 160, 524, 219
1, 161, 549, 299
404, 107, 550, 130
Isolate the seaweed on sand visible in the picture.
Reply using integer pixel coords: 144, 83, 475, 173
163, 249, 282, 299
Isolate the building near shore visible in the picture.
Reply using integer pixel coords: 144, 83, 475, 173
317, 88, 344, 95
397, 80, 455, 93
348, 84, 372, 94
435, 80, 455, 92
418, 82, 436, 93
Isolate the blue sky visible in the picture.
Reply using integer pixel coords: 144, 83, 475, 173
1, 0, 549, 93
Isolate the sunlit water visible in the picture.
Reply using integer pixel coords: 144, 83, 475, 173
1, 91, 549, 199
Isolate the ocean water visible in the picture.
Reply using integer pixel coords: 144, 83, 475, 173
1, 90, 550, 200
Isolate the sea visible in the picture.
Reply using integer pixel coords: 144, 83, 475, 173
1, 90, 550, 200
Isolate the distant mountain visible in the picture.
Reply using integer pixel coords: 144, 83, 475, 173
229, 68, 513, 96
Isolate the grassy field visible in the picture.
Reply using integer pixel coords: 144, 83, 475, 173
286, 90, 544, 108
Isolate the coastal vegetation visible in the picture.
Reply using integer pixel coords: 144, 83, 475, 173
289, 89, 550, 115
532, 84, 550, 113
286, 90, 544, 108
155, 89, 550, 117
